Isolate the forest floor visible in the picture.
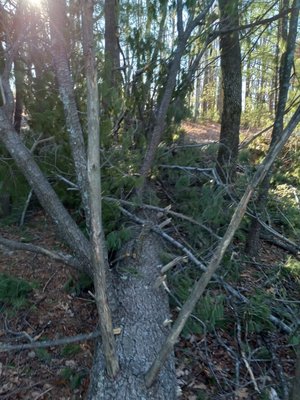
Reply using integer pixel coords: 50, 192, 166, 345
0, 122, 297, 400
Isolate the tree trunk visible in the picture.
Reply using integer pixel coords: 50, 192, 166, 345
82, 0, 119, 377
48, 0, 89, 219
13, 58, 24, 133
104, 0, 120, 112
216, 0, 242, 183
194, 73, 201, 121
88, 231, 176, 399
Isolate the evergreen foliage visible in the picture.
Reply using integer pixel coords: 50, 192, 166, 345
0, 273, 35, 310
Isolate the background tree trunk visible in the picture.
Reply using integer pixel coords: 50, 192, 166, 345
104, 0, 120, 113
216, 0, 242, 183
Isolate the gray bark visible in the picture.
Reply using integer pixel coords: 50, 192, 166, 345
82, 0, 119, 378
48, 0, 89, 219
88, 231, 176, 400
0, 109, 92, 268
104, 0, 120, 100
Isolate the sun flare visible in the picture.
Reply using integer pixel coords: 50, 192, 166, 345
28, 0, 43, 8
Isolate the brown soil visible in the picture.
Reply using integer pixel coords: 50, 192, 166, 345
0, 212, 95, 399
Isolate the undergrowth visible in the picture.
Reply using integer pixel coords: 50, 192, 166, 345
0, 273, 35, 311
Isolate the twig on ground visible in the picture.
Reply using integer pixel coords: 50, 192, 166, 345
42, 272, 57, 293
262, 334, 290, 400
0, 331, 100, 352
236, 320, 260, 393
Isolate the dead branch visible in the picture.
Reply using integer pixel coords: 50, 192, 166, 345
0, 331, 100, 352
0, 236, 86, 273
81, 0, 119, 378
159, 164, 223, 185
19, 189, 33, 226
104, 196, 222, 240
236, 321, 260, 393
261, 233, 300, 259
160, 256, 188, 274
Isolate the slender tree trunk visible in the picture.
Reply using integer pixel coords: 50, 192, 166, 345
216, 0, 242, 183
13, 58, 24, 133
246, 0, 300, 255
194, 73, 201, 121
103, 0, 120, 115
48, 0, 89, 220
81, 0, 119, 378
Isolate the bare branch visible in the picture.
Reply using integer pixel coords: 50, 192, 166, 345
0, 235, 86, 273
0, 331, 100, 353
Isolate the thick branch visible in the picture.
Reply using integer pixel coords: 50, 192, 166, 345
0, 109, 92, 268
139, 0, 214, 188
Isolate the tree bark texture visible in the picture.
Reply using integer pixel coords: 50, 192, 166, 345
216, 0, 242, 183
13, 58, 24, 133
82, 0, 119, 378
88, 230, 176, 399
48, 0, 89, 219
104, 0, 120, 103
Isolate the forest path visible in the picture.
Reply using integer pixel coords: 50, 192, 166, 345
181, 120, 258, 144
182, 121, 220, 143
